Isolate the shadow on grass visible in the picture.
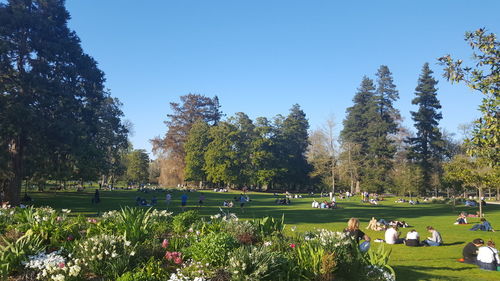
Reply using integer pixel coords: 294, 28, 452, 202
394, 265, 468, 280
442, 242, 464, 246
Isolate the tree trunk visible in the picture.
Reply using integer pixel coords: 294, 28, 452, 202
355, 180, 360, 194
331, 162, 335, 195
497, 186, 499, 201
478, 187, 483, 217
6, 136, 23, 206
488, 187, 491, 200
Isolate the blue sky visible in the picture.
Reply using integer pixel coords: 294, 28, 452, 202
65, 0, 499, 155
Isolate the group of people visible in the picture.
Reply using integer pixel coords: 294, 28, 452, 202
454, 212, 495, 232
135, 196, 158, 206
276, 197, 291, 205
311, 199, 337, 209
365, 217, 440, 246
462, 238, 499, 271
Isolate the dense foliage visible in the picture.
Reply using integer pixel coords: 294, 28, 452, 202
0, 0, 128, 205
0, 205, 395, 281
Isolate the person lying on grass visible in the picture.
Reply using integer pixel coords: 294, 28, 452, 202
470, 218, 495, 232
366, 217, 387, 231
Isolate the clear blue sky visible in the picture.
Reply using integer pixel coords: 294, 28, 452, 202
65, 0, 499, 155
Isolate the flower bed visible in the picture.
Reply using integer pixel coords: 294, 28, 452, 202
0, 206, 395, 280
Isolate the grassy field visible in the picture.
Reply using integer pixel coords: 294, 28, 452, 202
28, 188, 500, 281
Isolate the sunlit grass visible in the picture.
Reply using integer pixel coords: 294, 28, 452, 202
29, 188, 500, 281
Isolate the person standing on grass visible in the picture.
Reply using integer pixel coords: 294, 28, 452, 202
477, 240, 499, 271
239, 194, 247, 212
423, 226, 442, 246
92, 189, 100, 204
180, 193, 188, 211
165, 193, 172, 206
198, 194, 205, 208
462, 238, 484, 264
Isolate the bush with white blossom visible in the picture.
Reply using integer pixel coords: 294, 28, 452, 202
23, 250, 81, 281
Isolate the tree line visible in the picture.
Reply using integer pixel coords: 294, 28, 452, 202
0, 1, 497, 204
153, 33, 498, 196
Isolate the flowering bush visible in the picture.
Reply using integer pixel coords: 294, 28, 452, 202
0, 231, 45, 279
74, 234, 135, 279
227, 246, 288, 281
23, 250, 81, 281
1, 206, 396, 281
173, 259, 213, 280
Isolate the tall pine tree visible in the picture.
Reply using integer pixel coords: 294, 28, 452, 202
340, 77, 378, 191
366, 66, 400, 192
407, 63, 445, 195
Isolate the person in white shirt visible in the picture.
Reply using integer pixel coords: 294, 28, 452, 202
405, 229, 420, 247
477, 240, 499, 271
385, 226, 403, 244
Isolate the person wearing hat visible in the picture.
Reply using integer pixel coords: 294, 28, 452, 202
462, 238, 484, 264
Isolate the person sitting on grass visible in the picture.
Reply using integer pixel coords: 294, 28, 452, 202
312, 199, 319, 208
344, 218, 370, 244
470, 218, 495, 232
422, 226, 442, 246
385, 225, 404, 244
404, 229, 420, 247
455, 212, 468, 225
476, 240, 499, 271
462, 238, 484, 264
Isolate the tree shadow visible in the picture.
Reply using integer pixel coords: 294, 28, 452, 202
394, 265, 470, 280
442, 242, 464, 246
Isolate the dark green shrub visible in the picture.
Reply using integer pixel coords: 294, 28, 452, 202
189, 232, 238, 266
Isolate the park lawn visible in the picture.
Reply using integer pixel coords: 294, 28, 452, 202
28, 189, 500, 281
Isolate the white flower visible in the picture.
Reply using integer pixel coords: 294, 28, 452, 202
130, 251, 135, 256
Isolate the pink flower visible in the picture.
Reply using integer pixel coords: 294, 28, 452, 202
290, 243, 296, 249
162, 239, 169, 248
173, 257, 183, 264
58, 262, 65, 268
87, 218, 97, 224
67, 235, 74, 241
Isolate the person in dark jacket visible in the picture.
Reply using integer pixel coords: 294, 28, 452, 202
462, 238, 484, 264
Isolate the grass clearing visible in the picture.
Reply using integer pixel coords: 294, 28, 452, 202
28, 189, 500, 281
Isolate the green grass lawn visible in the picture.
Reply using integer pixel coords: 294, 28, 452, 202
28, 189, 500, 281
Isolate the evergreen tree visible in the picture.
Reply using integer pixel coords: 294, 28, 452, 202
0, 0, 128, 204
365, 66, 400, 192
151, 94, 222, 185
340, 77, 378, 191
407, 63, 445, 194
251, 117, 281, 189
278, 104, 311, 190
184, 120, 211, 186
125, 149, 150, 185
203, 121, 240, 186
